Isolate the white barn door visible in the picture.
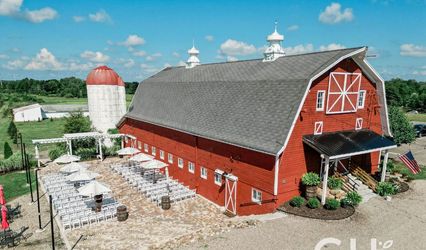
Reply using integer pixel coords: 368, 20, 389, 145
224, 174, 238, 215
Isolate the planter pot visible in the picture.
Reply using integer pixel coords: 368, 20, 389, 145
305, 185, 317, 199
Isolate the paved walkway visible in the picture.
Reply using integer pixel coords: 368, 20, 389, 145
181, 180, 426, 250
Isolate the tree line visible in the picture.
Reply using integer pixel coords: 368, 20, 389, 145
0, 77, 139, 98
385, 78, 426, 112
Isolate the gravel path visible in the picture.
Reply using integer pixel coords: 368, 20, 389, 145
181, 180, 426, 250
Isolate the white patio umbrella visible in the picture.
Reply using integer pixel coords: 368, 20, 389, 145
77, 181, 111, 197
66, 170, 99, 182
117, 147, 140, 156
54, 154, 80, 164
129, 153, 154, 162
60, 162, 88, 174
140, 159, 168, 169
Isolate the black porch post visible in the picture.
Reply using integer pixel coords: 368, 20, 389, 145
49, 195, 55, 250
35, 168, 42, 229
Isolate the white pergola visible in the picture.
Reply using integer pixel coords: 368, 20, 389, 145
32, 132, 136, 167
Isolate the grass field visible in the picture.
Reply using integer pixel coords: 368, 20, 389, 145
0, 171, 35, 201
0, 118, 66, 159
406, 113, 426, 123
34, 94, 134, 106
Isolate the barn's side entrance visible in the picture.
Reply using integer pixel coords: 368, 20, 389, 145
224, 174, 238, 216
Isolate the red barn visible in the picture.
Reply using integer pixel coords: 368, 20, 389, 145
118, 46, 396, 215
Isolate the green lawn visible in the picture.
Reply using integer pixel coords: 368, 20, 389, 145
0, 118, 66, 159
390, 160, 426, 180
34, 94, 134, 106
0, 171, 35, 201
406, 113, 426, 123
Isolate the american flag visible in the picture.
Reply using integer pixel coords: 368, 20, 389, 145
399, 151, 421, 174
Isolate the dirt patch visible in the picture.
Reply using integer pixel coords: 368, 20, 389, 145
277, 201, 355, 220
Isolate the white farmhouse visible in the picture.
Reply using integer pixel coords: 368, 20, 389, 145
13, 103, 89, 122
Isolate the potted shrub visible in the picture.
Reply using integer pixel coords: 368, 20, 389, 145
290, 196, 305, 208
306, 197, 320, 209
301, 172, 320, 199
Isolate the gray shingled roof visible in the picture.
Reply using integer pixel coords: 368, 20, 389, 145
125, 47, 366, 155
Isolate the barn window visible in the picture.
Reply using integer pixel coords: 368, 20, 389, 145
214, 172, 222, 185
160, 150, 165, 160
358, 90, 366, 108
151, 146, 156, 156
137, 141, 142, 150
355, 118, 363, 130
252, 188, 262, 203
314, 121, 323, 135
178, 158, 184, 168
316, 91, 325, 111
201, 167, 207, 179
168, 153, 173, 164
188, 162, 195, 173
144, 143, 148, 153
326, 72, 362, 114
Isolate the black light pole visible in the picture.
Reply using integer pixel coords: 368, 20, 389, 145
35, 168, 42, 229
26, 152, 34, 202
18, 133, 27, 184
49, 195, 55, 250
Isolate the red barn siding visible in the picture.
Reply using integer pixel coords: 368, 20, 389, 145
276, 59, 384, 204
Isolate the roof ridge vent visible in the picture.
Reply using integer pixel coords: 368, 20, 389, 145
186, 41, 200, 69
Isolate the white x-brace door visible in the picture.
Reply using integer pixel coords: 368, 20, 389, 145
224, 175, 238, 215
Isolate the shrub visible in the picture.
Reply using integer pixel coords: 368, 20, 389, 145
301, 172, 320, 186
48, 147, 66, 161
7, 120, 17, 138
306, 197, 320, 209
324, 198, 340, 210
290, 196, 305, 207
340, 198, 351, 208
327, 177, 343, 190
3, 142, 13, 159
75, 147, 97, 160
0, 153, 23, 173
376, 182, 398, 196
344, 191, 363, 206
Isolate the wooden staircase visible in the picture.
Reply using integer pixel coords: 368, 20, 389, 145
350, 166, 378, 192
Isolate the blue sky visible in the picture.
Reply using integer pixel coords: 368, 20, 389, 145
0, 0, 425, 81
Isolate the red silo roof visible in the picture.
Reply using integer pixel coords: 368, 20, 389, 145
86, 65, 125, 86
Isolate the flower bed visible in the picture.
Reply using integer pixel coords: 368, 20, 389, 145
277, 201, 355, 220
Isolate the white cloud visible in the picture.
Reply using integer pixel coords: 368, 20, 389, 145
145, 53, 162, 62
80, 50, 110, 63
287, 25, 299, 31
413, 66, 426, 76
89, 9, 111, 23
0, 0, 57, 23
0, 0, 22, 15
120, 34, 145, 47
2, 58, 26, 70
25, 48, 62, 70
0, 54, 9, 59
205, 35, 214, 42
132, 50, 147, 57
400, 44, 426, 57
67, 60, 94, 71
319, 43, 346, 51
163, 63, 172, 68
140, 63, 159, 73
226, 56, 238, 62
285, 44, 314, 55
123, 59, 135, 68
177, 60, 186, 66
172, 52, 180, 58
219, 39, 257, 56
73, 16, 85, 22
23, 7, 57, 23
319, 3, 354, 24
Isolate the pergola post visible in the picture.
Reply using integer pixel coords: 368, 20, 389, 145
35, 144, 41, 169
67, 139, 73, 155
98, 138, 103, 161
381, 150, 389, 182
121, 137, 124, 149
165, 166, 169, 179
321, 156, 330, 205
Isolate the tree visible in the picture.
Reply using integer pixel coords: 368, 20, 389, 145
3, 142, 13, 159
388, 106, 416, 144
7, 120, 17, 139
64, 111, 92, 134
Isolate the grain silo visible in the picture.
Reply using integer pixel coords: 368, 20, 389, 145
86, 65, 126, 133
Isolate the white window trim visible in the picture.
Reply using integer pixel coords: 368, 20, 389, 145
358, 90, 366, 109
159, 150, 165, 160
316, 90, 325, 111
144, 143, 148, 153
200, 167, 207, 179
355, 118, 363, 130
188, 162, 195, 174
137, 141, 142, 150
314, 121, 323, 135
151, 146, 156, 156
168, 153, 173, 164
252, 188, 262, 204
178, 158, 184, 168
214, 172, 222, 186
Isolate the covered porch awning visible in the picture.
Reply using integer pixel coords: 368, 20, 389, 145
303, 129, 397, 160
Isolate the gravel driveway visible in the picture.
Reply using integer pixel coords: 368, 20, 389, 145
181, 180, 426, 250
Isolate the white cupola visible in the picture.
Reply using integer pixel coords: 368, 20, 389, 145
263, 21, 285, 62
186, 42, 200, 69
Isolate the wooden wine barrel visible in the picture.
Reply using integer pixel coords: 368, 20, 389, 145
94, 194, 103, 212
161, 196, 171, 210
117, 205, 128, 221
305, 186, 317, 199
